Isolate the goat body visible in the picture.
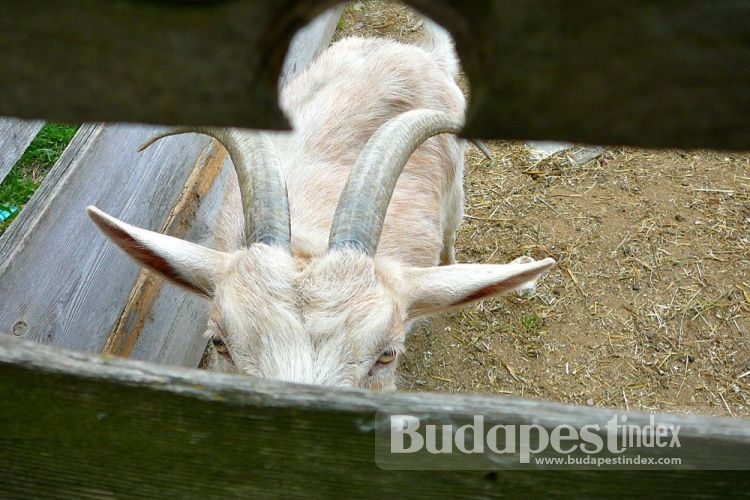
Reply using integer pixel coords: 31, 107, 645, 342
218, 35, 466, 267
88, 27, 554, 389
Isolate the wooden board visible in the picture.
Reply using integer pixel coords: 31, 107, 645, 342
0, 118, 44, 183
1, 1, 749, 149
0, 124, 215, 352
0, 0, 343, 130
101, 142, 233, 367
0, 336, 749, 498
413, 0, 750, 148
0, 7, 343, 366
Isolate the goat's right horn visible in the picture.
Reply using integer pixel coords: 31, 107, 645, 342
140, 127, 291, 249
328, 109, 463, 256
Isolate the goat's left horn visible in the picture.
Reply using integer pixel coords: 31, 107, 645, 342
328, 109, 462, 255
140, 127, 291, 249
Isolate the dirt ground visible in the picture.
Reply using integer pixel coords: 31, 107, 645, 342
337, 1, 750, 417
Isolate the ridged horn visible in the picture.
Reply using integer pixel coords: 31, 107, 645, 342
139, 127, 290, 249
328, 109, 463, 255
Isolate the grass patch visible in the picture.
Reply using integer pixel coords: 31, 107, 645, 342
520, 313, 543, 336
0, 123, 78, 234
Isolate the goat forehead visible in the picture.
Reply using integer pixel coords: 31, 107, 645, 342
299, 257, 397, 324
217, 248, 400, 342
301, 263, 402, 351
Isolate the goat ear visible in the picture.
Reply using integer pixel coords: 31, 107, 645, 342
87, 206, 227, 297
402, 257, 555, 320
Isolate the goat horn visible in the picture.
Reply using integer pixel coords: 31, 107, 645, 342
139, 127, 291, 249
328, 109, 462, 255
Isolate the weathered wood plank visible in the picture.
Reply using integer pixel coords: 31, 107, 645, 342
416, 0, 750, 148
0, 118, 44, 183
0, 0, 341, 130
98, 141, 230, 367
122, 146, 233, 367
0, 124, 215, 352
2, 1, 748, 149
0, 336, 749, 498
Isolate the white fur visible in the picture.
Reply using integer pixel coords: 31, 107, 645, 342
88, 31, 555, 390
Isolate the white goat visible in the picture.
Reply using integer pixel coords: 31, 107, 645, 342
86, 24, 554, 390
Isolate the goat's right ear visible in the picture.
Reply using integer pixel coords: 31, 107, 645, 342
86, 206, 227, 297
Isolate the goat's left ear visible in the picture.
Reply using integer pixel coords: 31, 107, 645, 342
87, 206, 227, 297
401, 257, 555, 320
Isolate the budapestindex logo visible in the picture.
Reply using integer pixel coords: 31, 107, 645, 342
375, 413, 685, 469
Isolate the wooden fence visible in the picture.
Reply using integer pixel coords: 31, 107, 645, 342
2, 335, 750, 497
2, 1, 749, 149
1, 1, 749, 497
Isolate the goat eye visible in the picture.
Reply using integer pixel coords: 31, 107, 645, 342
211, 336, 230, 357
377, 348, 397, 365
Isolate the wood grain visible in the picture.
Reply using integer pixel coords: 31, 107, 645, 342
0, 336, 748, 498
412, 0, 750, 149
0, 0, 343, 130
0, 124, 214, 352
2, 1, 748, 148
0, 118, 44, 183
113, 143, 232, 367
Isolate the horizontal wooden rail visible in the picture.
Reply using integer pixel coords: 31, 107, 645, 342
1, 336, 749, 497
1, 1, 749, 149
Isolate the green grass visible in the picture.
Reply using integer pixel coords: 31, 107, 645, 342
520, 313, 543, 336
0, 123, 79, 234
